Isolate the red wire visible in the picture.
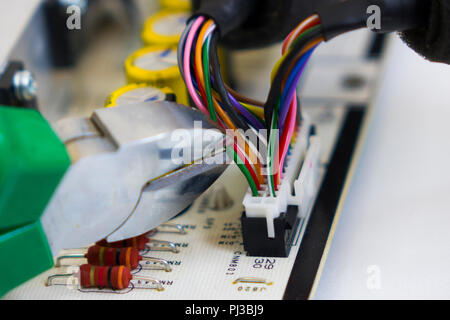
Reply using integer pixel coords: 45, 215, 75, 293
278, 99, 295, 175
282, 18, 320, 54
233, 142, 261, 190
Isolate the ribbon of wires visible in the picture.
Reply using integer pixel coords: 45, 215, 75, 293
177, 14, 324, 198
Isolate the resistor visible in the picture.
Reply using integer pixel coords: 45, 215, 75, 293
55, 245, 172, 272
96, 234, 179, 253
46, 264, 163, 291
80, 265, 131, 290
96, 234, 149, 251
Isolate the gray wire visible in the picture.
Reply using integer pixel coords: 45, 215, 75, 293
177, 18, 196, 82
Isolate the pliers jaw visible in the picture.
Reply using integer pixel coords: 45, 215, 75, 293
43, 101, 228, 254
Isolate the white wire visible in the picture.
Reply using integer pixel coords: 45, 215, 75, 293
285, 14, 320, 50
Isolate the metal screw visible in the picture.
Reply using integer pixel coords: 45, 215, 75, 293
12, 70, 37, 102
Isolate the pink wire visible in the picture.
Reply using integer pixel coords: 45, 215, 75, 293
183, 16, 208, 115
281, 15, 320, 54
278, 95, 297, 180
282, 29, 295, 53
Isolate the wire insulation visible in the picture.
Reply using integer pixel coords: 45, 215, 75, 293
178, 14, 324, 197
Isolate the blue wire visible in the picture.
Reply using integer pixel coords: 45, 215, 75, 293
278, 47, 315, 126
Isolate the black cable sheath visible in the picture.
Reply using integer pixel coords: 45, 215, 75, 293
318, 0, 367, 40
193, 0, 257, 37
209, 31, 263, 160
318, 0, 428, 40
401, 0, 450, 64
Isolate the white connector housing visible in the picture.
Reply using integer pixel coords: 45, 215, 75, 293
242, 115, 321, 238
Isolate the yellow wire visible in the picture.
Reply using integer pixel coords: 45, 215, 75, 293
271, 37, 324, 82
240, 102, 265, 119
212, 98, 264, 184
191, 21, 265, 184
211, 91, 265, 120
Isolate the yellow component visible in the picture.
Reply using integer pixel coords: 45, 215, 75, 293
241, 102, 265, 119
124, 46, 189, 105
159, 0, 192, 12
142, 11, 189, 47
142, 11, 230, 82
160, 86, 176, 96
105, 83, 174, 108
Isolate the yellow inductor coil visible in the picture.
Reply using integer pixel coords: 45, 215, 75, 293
105, 83, 175, 108
142, 11, 189, 47
124, 46, 189, 106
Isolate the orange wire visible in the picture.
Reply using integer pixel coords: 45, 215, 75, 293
215, 98, 264, 184
302, 37, 324, 54
274, 37, 324, 188
195, 19, 214, 94
193, 20, 265, 185
282, 15, 321, 54
213, 99, 235, 129
214, 96, 264, 184
282, 37, 324, 88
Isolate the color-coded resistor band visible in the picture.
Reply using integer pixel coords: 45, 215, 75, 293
46, 264, 163, 291
80, 264, 131, 290
55, 245, 172, 272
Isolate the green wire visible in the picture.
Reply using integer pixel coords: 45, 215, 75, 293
203, 33, 265, 128
265, 28, 321, 197
268, 99, 280, 197
202, 34, 217, 122
203, 34, 259, 196
290, 25, 322, 49
226, 146, 259, 197
265, 26, 322, 197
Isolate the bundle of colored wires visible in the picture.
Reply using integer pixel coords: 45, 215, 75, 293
177, 14, 324, 197
264, 14, 324, 197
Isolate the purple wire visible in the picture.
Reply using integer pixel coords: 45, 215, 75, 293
278, 52, 313, 129
209, 77, 264, 129
228, 93, 264, 129
279, 72, 302, 132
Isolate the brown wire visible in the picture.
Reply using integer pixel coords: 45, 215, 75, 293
224, 83, 265, 107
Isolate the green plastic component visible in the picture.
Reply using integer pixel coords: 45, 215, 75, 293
0, 220, 53, 297
0, 106, 70, 297
0, 106, 70, 233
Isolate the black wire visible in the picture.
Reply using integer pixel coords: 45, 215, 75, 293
209, 32, 251, 131
178, 19, 196, 82
263, 27, 323, 130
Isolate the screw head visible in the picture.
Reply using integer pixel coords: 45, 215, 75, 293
12, 70, 37, 102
